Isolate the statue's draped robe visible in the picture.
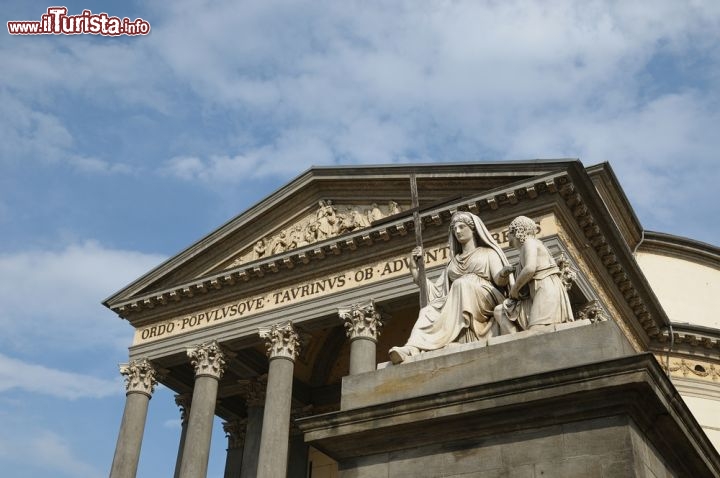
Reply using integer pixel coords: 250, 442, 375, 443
405, 247, 505, 351
504, 262, 573, 329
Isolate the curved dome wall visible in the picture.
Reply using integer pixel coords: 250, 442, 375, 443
636, 231, 720, 451
636, 251, 719, 329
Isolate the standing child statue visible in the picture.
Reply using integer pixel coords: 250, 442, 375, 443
494, 216, 573, 333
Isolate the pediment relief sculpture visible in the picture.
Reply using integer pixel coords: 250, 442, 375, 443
389, 214, 577, 365
227, 200, 404, 268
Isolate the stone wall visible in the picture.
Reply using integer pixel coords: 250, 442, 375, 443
339, 416, 672, 478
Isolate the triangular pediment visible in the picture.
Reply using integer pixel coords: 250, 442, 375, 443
220, 199, 408, 271
104, 160, 598, 307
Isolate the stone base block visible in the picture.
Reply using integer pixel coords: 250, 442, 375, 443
347, 320, 631, 410
298, 321, 720, 477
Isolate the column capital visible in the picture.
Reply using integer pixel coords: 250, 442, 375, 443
339, 299, 383, 342
174, 393, 192, 424
187, 341, 228, 379
259, 321, 300, 362
223, 418, 247, 450
119, 358, 158, 397
237, 374, 268, 407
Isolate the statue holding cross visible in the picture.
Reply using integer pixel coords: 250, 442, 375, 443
388, 180, 513, 364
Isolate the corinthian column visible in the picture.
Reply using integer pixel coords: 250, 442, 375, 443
288, 405, 313, 478
172, 394, 191, 478
110, 358, 158, 478
256, 321, 300, 478
238, 375, 267, 478
222, 418, 246, 478
179, 341, 227, 478
339, 300, 383, 374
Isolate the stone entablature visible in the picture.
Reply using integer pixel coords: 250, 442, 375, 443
129, 217, 547, 346
111, 176, 568, 320
129, 214, 557, 345
659, 355, 720, 384
112, 168, 671, 349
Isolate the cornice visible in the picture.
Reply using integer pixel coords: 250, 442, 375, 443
103, 160, 579, 306
557, 164, 671, 340
654, 322, 720, 351
107, 167, 669, 349
108, 171, 569, 321
639, 231, 720, 266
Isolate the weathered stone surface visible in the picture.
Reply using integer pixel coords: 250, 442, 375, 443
300, 349, 720, 477
533, 456, 604, 477
344, 320, 633, 410
501, 427, 564, 467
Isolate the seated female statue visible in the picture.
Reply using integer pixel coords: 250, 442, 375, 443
389, 212, 511, 364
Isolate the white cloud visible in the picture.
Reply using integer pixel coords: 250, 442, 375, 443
163, 418, 182, 430
0, 428, 103, 478
66, 155, 135, 175
3, 0, 719, 240
0, 90, 137, 174
0, 353, 118, 399
162, 130, 335, 181
0, 241, 166, 353
0, 91, 73, 163
148, 1, 720, 180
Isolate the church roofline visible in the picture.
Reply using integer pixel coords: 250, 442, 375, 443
103, 160, 676, 347
103, 159, 582, 307
103, 167, 574, 311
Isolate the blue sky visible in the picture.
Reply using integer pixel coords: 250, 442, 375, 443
1, 1, 719, 476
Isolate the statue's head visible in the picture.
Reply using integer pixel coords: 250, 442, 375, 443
450, 211, 476, 231
508, 216, 536, 244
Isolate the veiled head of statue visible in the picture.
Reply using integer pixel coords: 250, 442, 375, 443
450, 212, 476, 231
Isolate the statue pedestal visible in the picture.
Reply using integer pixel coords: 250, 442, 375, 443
298, 321, 720, 477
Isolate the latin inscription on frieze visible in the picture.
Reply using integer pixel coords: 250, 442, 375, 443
133, 214, 556, 345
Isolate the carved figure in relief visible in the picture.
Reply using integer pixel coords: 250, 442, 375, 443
388, 200, 401, 216
335, 209, 351, 234
304, 223, 318, 244
289, 224, 304, 249
342, 206, 369, 232
389, 212, 511, 364
252, 239, 267, 260
368, 203, 383, 223
494, 216, 573, 334
271, 230, 289, 254
316, 200, 338, 239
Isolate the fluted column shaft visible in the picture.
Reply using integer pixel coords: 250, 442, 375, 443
179, 341, 227, 478
110, 359, 158, 478
340, 300, 383, 375
256, 322, 300, 478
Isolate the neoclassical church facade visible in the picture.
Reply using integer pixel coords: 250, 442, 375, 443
104, 160, 720, 477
